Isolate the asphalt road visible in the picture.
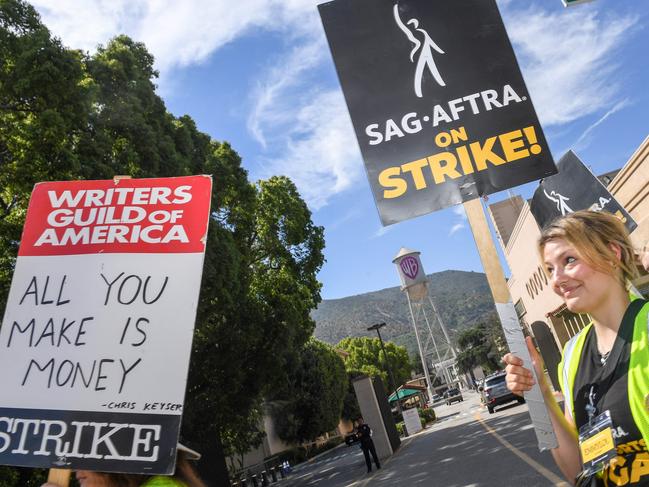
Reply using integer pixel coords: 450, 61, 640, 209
281, 391, 570, 487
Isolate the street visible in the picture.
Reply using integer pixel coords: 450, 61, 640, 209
282, 391, 569, 487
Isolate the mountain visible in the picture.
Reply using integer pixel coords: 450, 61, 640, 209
312, 270, 498, 360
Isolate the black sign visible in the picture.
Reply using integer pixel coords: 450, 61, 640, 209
0, 408, 179, 474
530, 151, 636, 232
319, 0, 557, 225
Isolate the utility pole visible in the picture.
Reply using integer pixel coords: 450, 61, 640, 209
367, 322, 406, 432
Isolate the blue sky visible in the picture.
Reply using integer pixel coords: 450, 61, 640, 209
31, 0, 649, 300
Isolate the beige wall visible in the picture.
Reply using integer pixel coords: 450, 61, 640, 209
608, 135, 649, 250
504, 202, 564, 343
262, 413, 294, 457
488, 195, 525, 248
227, 413, 295, 474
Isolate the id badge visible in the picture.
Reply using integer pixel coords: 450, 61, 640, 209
578, 410, 617, 476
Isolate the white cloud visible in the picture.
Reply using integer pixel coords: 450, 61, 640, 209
448, 205, 467, 235
372, 225, 395, 239
248, 29, 367, 209
29, 0, 638, 213
572, 98, 630, 150
249, 2, 638, 210
326, 207, 363, 232
449, 222, 465, 236
31, 0, 321, 73
30, 0, 137, 53
452, 205, 467, 220
256, 89, 363, 210
501, 3, 637, 127
247, 38, 328, 148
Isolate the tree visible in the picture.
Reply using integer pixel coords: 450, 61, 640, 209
0, 0, 92, 310
455, 321, 506, 377
336, 337, 412, 392
182, 172, 324, 482
270, 339, 347, 444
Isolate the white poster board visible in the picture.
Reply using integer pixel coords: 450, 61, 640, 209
402, 407, 422, 436
0, 176, 212, 474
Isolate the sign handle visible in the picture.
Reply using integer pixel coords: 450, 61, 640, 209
47, 468, 71, 486
463, 197, 558, 451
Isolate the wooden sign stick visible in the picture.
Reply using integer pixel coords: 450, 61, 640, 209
47, 468, 71, 486
463, 197, 557, 451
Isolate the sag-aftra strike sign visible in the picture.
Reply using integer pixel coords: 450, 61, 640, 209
319, 0, 557, 225
0, 176, 212, 474
530, 151, 636, 232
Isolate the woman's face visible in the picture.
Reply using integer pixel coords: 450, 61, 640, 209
543, 238, 619, 314
75, 471, 110, 487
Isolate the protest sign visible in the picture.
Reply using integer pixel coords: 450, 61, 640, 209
0, 176, 212, 474
530, 150, 636, 232
319, 0, 557, 225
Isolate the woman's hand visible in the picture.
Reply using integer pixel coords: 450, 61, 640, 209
502, 336, 544, 396
40, 483, 63, 487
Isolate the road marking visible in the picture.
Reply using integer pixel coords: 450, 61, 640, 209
349, 434, 416, 487
473, 412, 570, 487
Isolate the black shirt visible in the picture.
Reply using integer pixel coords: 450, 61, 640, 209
572, 300, 648, 486
357, 424, 373, 448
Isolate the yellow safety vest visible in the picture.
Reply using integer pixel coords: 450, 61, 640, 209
557, 300, 649, 442
142, 476, 187, 487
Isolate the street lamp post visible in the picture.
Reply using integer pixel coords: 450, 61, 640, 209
367, 322, 406, 426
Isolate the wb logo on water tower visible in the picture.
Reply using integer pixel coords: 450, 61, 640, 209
400, 256, 419, 279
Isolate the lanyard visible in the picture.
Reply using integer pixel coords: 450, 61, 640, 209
582, 299, 645, 425
585, 384, 598, 425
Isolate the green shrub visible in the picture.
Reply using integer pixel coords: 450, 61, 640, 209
419, 407, 436, 424
0, 467, 46, 487
396, 422, 405, 436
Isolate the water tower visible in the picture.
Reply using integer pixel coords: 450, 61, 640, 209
393, 248, 460, 397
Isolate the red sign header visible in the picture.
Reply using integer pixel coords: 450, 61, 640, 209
19, 176, 212, 256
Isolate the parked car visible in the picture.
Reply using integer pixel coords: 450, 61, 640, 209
431, 393, 444, 405
483, 371, 525, 414
444, 388, 463, 405
344, 432, 359, 446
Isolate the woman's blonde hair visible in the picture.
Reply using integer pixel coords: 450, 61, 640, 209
538, 210, 638, 285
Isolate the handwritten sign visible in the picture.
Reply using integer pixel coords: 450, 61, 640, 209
0, 176, 212, 474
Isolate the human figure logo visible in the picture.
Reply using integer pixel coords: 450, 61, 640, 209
393, 3, 446, 98
543, 189, 574, 216
400, 256, 419, 279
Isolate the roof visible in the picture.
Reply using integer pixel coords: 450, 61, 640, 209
388, 388, 422, 402
392, 247, 420, 263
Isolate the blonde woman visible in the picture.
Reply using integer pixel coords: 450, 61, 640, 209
503, 211, 649, 486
